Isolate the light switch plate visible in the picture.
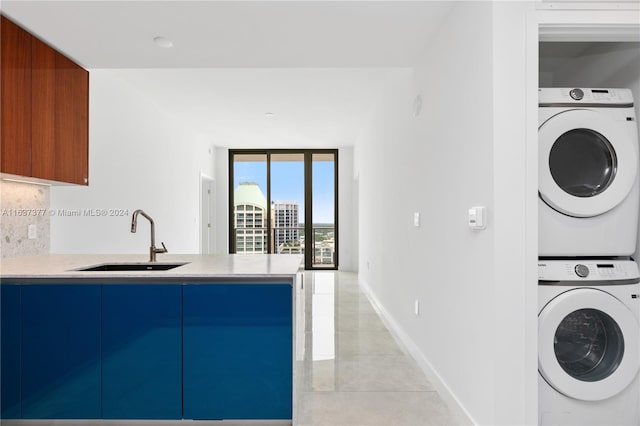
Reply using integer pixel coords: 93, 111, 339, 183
468, 206, 486, 230
413, 212, 420, 227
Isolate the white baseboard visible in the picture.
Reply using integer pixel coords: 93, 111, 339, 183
359, 277, 476, 426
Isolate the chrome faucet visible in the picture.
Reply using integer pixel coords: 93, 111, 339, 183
130, 209, 167, 262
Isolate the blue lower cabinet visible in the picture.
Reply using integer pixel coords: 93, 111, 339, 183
21, 284, 101, 419
183, 284, 293, 420
101, 284, 182, 419
1, 284, 21, 419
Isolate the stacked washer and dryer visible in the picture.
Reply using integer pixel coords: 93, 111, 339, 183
538, 88, 640, 425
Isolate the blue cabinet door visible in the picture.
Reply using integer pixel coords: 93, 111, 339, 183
21, 284, 101, 419
183, 283, 293, 420
101, 284, 182, 419
1, 284, 21, 419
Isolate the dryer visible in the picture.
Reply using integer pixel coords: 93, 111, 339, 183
538, 260, 640, 425
539, 88, 639, 257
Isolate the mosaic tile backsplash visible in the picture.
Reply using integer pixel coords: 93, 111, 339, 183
0, 180, 50, 258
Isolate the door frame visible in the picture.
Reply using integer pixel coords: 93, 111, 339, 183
199, 173, 215, 254
526, 10, 640, 423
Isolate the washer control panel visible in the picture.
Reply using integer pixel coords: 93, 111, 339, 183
538, 260, 640, 281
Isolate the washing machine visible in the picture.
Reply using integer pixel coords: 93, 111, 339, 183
538, 259, 640, 425
539, 88, 639, 257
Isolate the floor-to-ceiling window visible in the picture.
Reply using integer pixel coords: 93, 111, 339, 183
229, 150, 338, 270
231, 154, 268, 254
310, 153, 337, 269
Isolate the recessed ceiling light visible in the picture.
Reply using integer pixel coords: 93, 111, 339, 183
153, 36, 173, 48
265, 112, 275, 117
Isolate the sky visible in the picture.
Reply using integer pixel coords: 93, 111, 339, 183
233, 157, 335, 224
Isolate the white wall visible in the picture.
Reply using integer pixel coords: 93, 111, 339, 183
540, 42, 639, 96
492, 3, 539, 424
338, 147, 356, 271
355, 2, 537, 424
356, 3, 495, 424
50, 70, 215, 255
214, 147, 230, 255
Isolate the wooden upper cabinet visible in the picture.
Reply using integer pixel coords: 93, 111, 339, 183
1, 15, 32, 177
54, 52, 89, 185
1, 15, 88, 185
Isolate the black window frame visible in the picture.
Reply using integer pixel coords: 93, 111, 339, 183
229, 149, 339, 270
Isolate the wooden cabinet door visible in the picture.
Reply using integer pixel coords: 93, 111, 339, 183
55, 52, 89, 185
31, 36, 56, 181
1, 15, 32, 176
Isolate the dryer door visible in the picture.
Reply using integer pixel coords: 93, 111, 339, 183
539, 288, 639, 401
539, 109, 638, 217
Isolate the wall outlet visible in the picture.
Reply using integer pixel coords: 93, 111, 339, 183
414, 299, 420, 316
28, 224, 37, 239
367, 260, 371, 270
413, 212, 420, 227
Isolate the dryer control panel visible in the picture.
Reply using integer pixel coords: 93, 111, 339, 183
539, 87, 634, 106
538, 260, 640, 282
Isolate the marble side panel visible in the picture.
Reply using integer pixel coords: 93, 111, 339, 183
0, 181, 50, 258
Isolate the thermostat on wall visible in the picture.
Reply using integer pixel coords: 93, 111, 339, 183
468, 206, 486, 230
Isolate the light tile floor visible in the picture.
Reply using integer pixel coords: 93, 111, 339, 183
294, 271, 462, 426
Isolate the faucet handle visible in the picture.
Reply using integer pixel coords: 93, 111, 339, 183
159, 241, 168, 253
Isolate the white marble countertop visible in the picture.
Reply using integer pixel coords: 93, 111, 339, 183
0, 253, 303, 281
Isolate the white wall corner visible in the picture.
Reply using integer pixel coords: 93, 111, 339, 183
338, 147, 355, 272
492, 2, 539, 425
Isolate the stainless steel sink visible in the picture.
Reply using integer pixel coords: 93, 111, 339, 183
75, 262, 188, 272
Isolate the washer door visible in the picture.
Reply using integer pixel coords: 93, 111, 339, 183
539, 288, 639, 401
539, 109, 638, 217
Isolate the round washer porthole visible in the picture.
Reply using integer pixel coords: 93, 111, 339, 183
538, 288, 640, 401
549, 129, 617, 198
539, 109, 638, 218
554, 308, 624, 382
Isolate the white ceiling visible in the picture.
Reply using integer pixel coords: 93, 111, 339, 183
2, 1, 452, 68
110, 67, 406, 148
1, 1, 453, 148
